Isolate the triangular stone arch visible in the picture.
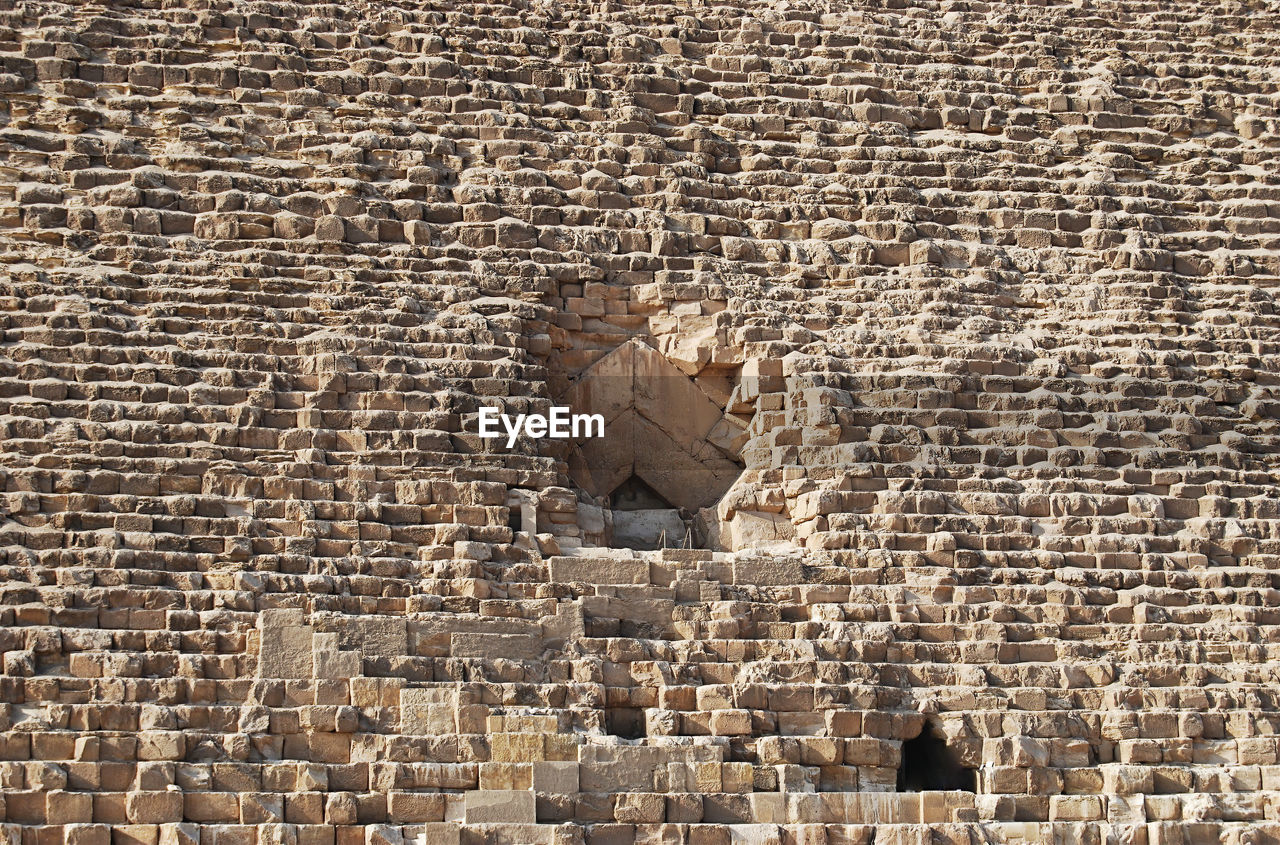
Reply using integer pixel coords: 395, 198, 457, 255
560, 339, 745, 512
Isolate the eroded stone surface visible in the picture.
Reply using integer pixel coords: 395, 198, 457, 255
1, 0, 1279, 842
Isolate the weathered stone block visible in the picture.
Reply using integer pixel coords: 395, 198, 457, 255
127, 791, 184, 824
463, 790, 536, 824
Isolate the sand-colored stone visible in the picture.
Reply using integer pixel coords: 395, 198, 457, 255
1, 0, 1278, 842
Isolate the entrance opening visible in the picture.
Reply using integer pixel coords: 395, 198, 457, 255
611, 475, 671, 510
897, 721, 976, 792
608, 475, 689, 550
558, 339, 746, 551
606, 706, 646, 739
506, 491, 537, 550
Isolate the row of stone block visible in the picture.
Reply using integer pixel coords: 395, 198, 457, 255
6, 787, 1280, 831
0, 789, 991, 827
8, 818, 1280, 845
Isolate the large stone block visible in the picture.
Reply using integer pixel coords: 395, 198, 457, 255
532, 762, 579, 794
400, 687, 457, 735
548, 556, 648, 585
463, 790, 536, 824
449, 632, 543, 661
127, 790, 184, 824
334, 617, 408, 661
260, 610, 314, 679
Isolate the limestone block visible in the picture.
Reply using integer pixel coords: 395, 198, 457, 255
480, 762, 530, 790
46, 789, 93, 824
721, 513, 796, 553
405, 825, 460, 845
613, 792, 664, 823
127, 790, 184, 824
825, 711, 862, 737
732, 557, 804, 586
285, 793, 324, 824
344, 214, 380, 243
532, 762, 579, 794
723, 762, 754, 793
130, 765, 171, 797
241, 792, 285, 824
749, 794, 786, 824
463, 790, 536, 824
1102, 764, 1155, 795
325, 792, 359, 825
157, 825, 198, 845
314, 215, 344, 242
450, 632, 542, 661
727, 825, 783, 845
400, 687, 458, 735
711, 709, 752, 736
335, 617, 408, 661
491, 732, 545, 762
1049, 795, 1104, 821
366, 826, 402, 845
1108, 794, 1147, 824
138, 731, 186, 760
274, 213, 314, 240
65, 825, 111, 845
314, 648, 361, 679
258, 826, 298, 845
260, 611, 314, 679
111, 826, 162, 845
549, 556, 648, 585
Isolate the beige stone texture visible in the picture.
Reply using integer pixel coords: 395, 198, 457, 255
1, 0, 1278, 842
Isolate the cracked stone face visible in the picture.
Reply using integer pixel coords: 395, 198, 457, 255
1, 0, 1279, 842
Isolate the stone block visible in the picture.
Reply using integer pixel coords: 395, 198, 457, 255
260, 618, 314, 680
337, 617, 407, 661
47, 789, 94, 824
388, 792, 446, 823
731, 558, 804, 586
400, 687, 457, 735
463, 790, 536, 824
157, 823, 198, 845
532, 762, 579, 794
491, 733, 545, 762
613, 792, 664, 823
404, 825, 459, 845
450, 632, 542, 660
137, 731, 186, 761
127, 791, 184, 824
365, 826, 402, 845
710, 709, 752, 736
549, 557, 648, 585
65, 825, 112, 845
113, 826, 160, 845
1102, 765, 1155, 795
259, 825, 299, 845
1049, 795, 1104, 821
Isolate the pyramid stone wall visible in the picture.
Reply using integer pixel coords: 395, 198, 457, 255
1, 0, 1280, 842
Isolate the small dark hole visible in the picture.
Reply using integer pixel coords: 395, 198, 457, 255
606, 707, 645, 739
610, 475, 672, 511
897, 721, 976, 792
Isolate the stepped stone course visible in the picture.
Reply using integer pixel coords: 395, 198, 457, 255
1, 0, 1280, 842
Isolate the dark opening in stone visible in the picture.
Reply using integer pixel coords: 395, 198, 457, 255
605, 707, 646, 739
559, 339, 746, 552
610, 475, 671, 511
897, 721, 976, 792
608, 474, 688, 550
